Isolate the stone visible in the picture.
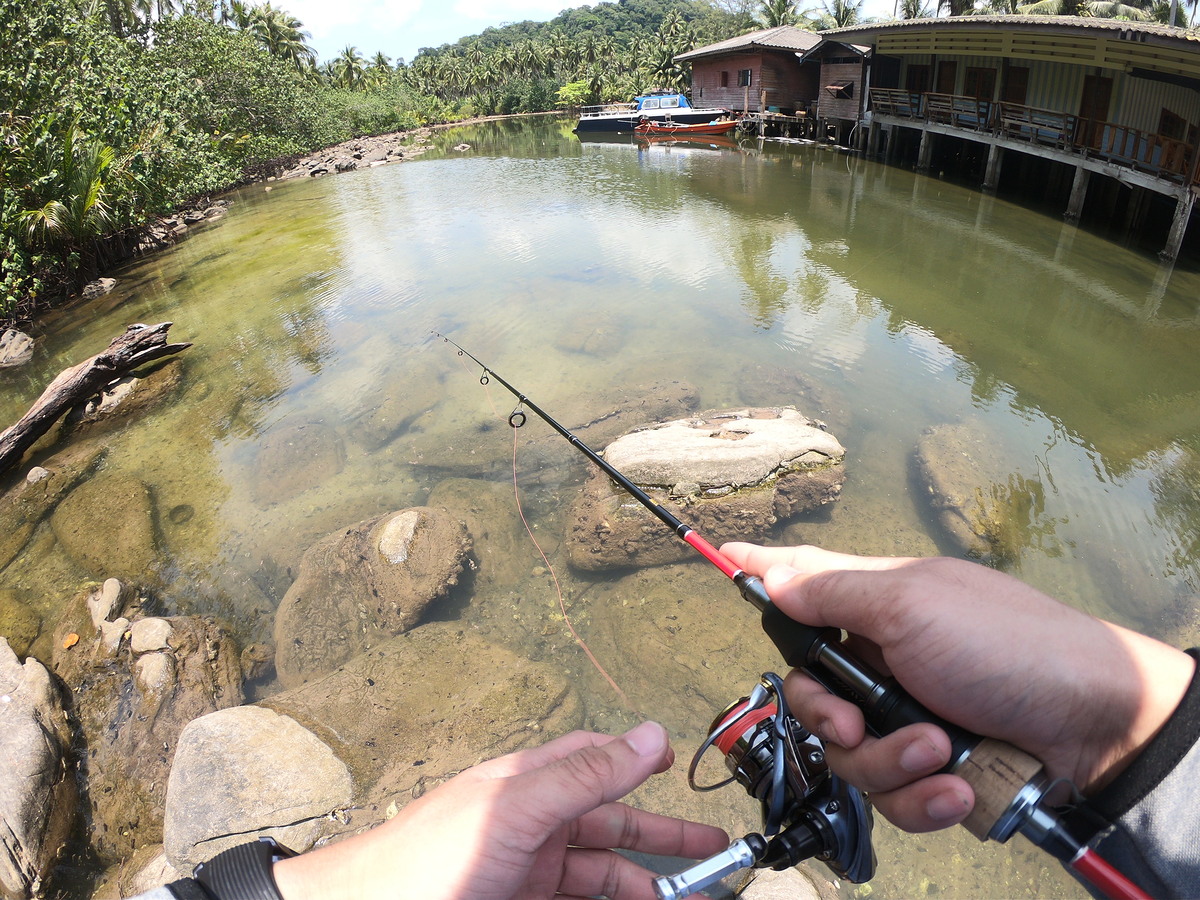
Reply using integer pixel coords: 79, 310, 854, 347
63, 357, 184, 434
0, 638, 76, 900
0, 329, 34, 368
50, 471, 159, 579
735, 866, 834, 900
0, 591, 41, 658
273, 507, 472, 687
251, 422, 345, 505
913, 421, 1033, 563
0, 443, 103, 572
50, 584, 244, 861
262, 621, 581, 825
80, 277, 117, 300
130, 617, 174, 653
163, 706, 353, 872
568, 408, 845, 571
24, 467, 50, 484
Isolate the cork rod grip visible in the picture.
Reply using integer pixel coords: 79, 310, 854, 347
954, 737, 1045, 841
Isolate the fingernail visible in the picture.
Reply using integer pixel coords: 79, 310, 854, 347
623, 721, 667, 758
926, 790, 971, 822
817, 719, 843, 747
900, 736, 947, 774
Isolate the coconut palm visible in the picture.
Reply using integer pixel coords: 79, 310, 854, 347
248, 4, 317, 71
901, 0, 934, 15
760, 0, 802, 26
332, 45, 367, 90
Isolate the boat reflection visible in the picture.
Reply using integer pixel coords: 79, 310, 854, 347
576, 131, 743, 154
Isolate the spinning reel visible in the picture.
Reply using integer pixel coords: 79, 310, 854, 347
654, 673, 876, 900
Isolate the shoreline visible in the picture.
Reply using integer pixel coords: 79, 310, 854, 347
9, 110, 569, 335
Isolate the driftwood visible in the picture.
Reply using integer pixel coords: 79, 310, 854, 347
0, 323, 191, 478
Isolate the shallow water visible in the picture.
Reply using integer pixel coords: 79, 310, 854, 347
7, 117, 1200, 897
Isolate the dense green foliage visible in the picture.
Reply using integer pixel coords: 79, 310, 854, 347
0, 0, 752, 324
0, 0, 441, 322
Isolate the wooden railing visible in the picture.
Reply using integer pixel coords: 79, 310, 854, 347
925, 93, 991, 131
1091, 122, 1192, 178
996, 102, 1076, 150
870, 88, 1197, 184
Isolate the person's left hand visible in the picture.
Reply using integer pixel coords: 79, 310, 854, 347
272, 721, 730, 900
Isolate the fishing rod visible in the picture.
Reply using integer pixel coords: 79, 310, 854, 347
434, 332, 1149, 900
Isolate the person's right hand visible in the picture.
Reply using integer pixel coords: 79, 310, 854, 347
721, 543, 1196, 834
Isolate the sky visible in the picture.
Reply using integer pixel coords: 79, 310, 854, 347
280, 0, 897, 66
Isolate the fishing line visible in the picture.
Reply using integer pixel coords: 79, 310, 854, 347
443, 337, 628, 704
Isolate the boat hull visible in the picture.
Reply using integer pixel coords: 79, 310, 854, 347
574, 108, 729, 133
634, 120, 739, 136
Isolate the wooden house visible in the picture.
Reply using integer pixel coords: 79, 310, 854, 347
824, 16, 1200, 259
675, 26, 822, 115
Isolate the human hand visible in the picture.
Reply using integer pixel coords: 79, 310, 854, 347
272, 721, 729, 900
721, 543, 1195, 834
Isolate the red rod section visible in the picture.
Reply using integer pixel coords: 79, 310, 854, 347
682, 530, 741, 580
1071, 848, 1151, 900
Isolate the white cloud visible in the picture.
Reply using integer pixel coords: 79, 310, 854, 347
451, 0, 585, 20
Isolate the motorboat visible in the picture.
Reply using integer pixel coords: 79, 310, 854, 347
574, 91, 731, 133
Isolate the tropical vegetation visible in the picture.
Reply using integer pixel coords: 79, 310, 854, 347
4, 0, 1198, 325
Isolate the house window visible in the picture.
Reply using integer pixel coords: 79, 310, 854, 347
720, 71, 729, 87
1159, 108, 1186, 140
738, 69, 753, 87
824, 81, 854, 99
905, 65, 930, 94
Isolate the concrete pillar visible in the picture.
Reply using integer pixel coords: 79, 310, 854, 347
982, 143, 1004, 193
917, 129, 934, 172
867, 120, 882, 158
1161, 189, 1197, 262
1064, 166, 1090, 223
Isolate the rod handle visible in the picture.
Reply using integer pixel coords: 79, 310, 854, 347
955, 737, 1045, 842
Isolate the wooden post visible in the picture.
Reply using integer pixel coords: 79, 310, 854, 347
1161, 188, 1196, 261
917, 128, 935, 171
982, 143, 1004, 193
1065, 165, 1090, 222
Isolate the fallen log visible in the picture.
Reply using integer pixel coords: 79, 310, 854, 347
0, 323, 191, 478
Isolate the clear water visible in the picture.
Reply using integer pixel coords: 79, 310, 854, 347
7, 117, 1200, 898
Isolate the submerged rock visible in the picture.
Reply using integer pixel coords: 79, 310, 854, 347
0, 638, 76, 900
62, 357, 184, 434
50, 471, 159, 579
0, 443, 104, 572
913, 421, 1035, 563
0, 590, 41, 658
50, 580, 244, 861
163, 706, 352, 872
251, 421, 345, 505
568, 408, 845, 571
263, 621, 582, 829
273, 507, 472, 688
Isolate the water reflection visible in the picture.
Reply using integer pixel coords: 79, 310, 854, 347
5, 117, 1200, 898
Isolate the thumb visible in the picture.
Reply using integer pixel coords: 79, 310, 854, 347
506, 721, 671, 835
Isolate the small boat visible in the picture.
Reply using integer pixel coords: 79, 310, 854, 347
574, 91, 731, 133
634, 119, 739, 137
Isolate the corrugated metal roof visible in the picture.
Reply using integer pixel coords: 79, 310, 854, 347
675, 25, 823, 62
824, 15, 1200, 47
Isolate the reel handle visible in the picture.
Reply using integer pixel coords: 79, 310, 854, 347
760, 603, 1044, 842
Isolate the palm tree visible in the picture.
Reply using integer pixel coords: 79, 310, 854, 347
759, 0, 802, 26
332, 45, 367, 90
901, 0, 933, 15
248, 4, 317, 71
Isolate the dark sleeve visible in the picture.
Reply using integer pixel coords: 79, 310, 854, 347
1073, 648, 1200, 899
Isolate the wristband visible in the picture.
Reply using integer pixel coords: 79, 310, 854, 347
192, 837, 295, 900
